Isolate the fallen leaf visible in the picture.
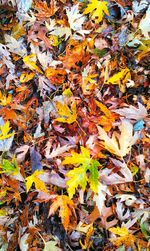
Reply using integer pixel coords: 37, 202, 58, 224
113, 102, 147, 120
106, 68, 130, 85
49, 195, 77, 231
97, 119, 140, 157
109, 226, 129, 237
23, 54, 43, 73
25, 170, 48, 193
44, 241, 61, 251
20, 71, 36, 83
139, 6, 150, 38
0, 91, 12, 106
83, 0, 109, 23
55, 100, 77, 124
63, 146, 100, 198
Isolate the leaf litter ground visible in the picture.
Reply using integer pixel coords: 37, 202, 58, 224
0, 0, 150, 250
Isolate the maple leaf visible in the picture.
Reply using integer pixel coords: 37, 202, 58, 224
0, 91, 12, 106
96, 100, 117, 131
113, 102, 147, 121
66, 4, 86, 31
83, 0, 109, 23
25, 170, 48, 193
43, 241, 61, 251
4, 34, 27, 57
66, 4, 90, 36
0, 157, 19, 175
109, 226, 129, 237
20, 71, 36, 83
33, 0, 58, 19
46, 20, 72, 41
62, 146, 100, 198
49, 195, 77, 231
0, 120, 14, 140
106, 68, 130, 86
55, 101, 77, 124
97, 119, 140, 158
60, 40, 90, 70
45, 67, 67, 85
23, 54, 43, 73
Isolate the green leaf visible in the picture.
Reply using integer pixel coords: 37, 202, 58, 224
63, 146, 101, 198
67, 166, 87, 198
0, 157, 19, 175
140, 222, 150, 240
93, 48, 109, 57
88, 160, 100, 193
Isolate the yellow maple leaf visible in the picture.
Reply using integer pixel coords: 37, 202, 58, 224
55, 101, 77, 124
0, 91, 12, 106
109, 226, 137, 248
20, 72, 36, 83
0, 121, 14, 140
23, 54, 43, 74
109, 226, 129, 237
25, 170, 48, 193
106, 68, 131, 92
83, 0, 109, 23
48, 195, 77, 231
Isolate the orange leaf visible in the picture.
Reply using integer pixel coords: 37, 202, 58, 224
49, 195, 77, 231
45, 68, 67, 85
33, 0, 58, 19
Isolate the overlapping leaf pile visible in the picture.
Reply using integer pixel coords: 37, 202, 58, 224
0, 0, 149, 250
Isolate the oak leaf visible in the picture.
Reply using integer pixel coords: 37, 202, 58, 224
83, 0, 109, 23
62, 146, 101, 198
49, 195, 77, 231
